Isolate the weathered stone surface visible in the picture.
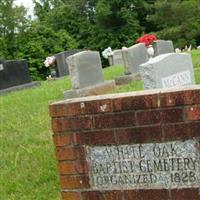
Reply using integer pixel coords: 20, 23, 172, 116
140, 53, 195, 89
87, 139, 200, 190
55, 50, 82, 77
122, 43, 148, 75
113, 50, 124, 66
67, 51, 104, 89
63, 80, 115, 99
153, 40, 174, 57
115, 74, 141, 85
0, 59, 32, 90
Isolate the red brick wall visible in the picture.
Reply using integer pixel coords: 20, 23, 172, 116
49, 86, 200, 200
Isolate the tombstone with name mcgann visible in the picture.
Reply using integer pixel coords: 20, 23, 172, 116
140, 53, 195, 89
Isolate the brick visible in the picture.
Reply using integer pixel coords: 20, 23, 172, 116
82, 191, 124, 200
136, 110, 160, 125
94, 112, 136, 129
49, 103, 81, 117
62, 191, 80, 200
171, 188, 199, 200
52, 116, 93, 132
163, 122, 200, 140
50, 99, 112, 117
112, 94, 158, 112
185, 106, 200, 121
80, 99, 112, 114
124, 190, 169, 200
56, 146, 86, 161
136, 108, 183, 125
58, 162, 76, 175
53, 133, 71, 147
60, 175, 90, 189
160, 90, 200, 107
115, 126, 162, 144
73, 130, 116, 145
56, 147, 75, 161
58, 161, 88, 175
74, 161, 89, 174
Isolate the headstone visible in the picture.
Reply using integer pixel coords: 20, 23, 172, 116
0, 59, 40, 94
67, 51, 104, 89
54, 50, 82, 77
0, 59, 31, 90
64, 51, 115, 98
140, 53, 195, 89
153, 40, 174, 57
113, 49, 124, 66
122, 43, 148, 75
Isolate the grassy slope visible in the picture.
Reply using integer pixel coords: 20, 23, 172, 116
0, 50, 199, 200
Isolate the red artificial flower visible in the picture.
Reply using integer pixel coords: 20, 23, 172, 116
136, 34, 157, 46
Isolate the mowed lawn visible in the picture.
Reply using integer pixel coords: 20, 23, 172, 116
0, 50, 200, 200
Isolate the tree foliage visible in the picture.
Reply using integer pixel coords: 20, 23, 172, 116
0, 0, 199, 80
148, 0, 200, 48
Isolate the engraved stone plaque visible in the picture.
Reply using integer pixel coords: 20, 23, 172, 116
87, 140, 200, 190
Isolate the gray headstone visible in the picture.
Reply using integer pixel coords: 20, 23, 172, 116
140, 53, 195, 89
113, 49, 124, 66
67, 51, 104, 89
0, 59, 32, 90
122, 43, 148, 75
54, 50, 83, 77
153, 40, 174, 57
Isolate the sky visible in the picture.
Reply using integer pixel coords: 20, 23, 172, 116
14, 0, 34, 17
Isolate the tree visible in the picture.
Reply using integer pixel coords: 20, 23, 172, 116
17, 22, 77, 80
0, 0, 28, 58
148, 0, 200, 48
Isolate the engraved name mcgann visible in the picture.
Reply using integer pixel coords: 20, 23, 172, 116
87, 140, 200, 189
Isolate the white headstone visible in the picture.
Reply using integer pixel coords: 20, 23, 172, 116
140, 53, 195, 89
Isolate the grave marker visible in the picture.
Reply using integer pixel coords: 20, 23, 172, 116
153, 40, 174, 57
0, 59, 40, 93
54, 50, 82, 77
113, 49, 124, 66
122, 43, 148, 75
140, 53, 195, 89
64, 51, 115, 98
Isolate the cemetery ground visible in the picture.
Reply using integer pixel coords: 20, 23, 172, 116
0, 50, 199, 200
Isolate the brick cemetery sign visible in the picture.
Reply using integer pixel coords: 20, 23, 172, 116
54, 50, 82, 77
64, 51, 115, 98
115, 43, 148, 85
50, 85, 200, 200
140, 53, 195, 89
113, 49, 124, 66
0, 59, 40, 94
153, 40, 174, 57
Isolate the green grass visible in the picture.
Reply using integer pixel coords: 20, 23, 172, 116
0, 50, 199, 200
190, 49, 200, 68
